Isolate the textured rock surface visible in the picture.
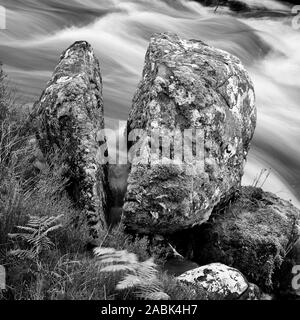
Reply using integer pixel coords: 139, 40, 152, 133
239, 283, 261, 300
176, 263, 249, 300
193, 186, 300, 292
34, 41, 108, 236
123, 32, 256, 234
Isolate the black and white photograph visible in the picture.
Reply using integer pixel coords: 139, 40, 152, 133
0, 0, 300, 307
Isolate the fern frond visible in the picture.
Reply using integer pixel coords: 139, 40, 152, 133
97, 254, 137, 266
14, 226, 37, 233
116, 274, 142, 290
9, 214, 63, 263
42, 214, 64, 229
94, 248, 138, 266
144, 292, 170, 300
94, 247, 116, 256
26, 216, 42, 227
100, 265, 135, 273
9, 249, 35, 260
8, 232, 34, 241
42, 223, 63, 235
93, 247, 170, 300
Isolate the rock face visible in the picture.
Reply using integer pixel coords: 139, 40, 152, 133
34, 41, 108, 237
193, 186, 300, 292
176, 263, 255, 300
123, 32, 256, 234
239, 283, 261, 300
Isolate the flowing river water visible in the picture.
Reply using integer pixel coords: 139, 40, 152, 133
0, 0, 299, 206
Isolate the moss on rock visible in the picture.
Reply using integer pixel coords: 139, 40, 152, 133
34, 41, 108, 237
193, 186, 300, 292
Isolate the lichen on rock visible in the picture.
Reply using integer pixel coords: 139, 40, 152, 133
123, 32, 256, 234
34, 41, 108, 237
176, 262, 256, 300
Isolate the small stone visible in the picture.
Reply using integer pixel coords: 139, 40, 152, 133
177, 263, 249, 300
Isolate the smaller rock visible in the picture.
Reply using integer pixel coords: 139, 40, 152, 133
239, 283, 261, 300
176, 263, 249, 300
193, 186, 300, 292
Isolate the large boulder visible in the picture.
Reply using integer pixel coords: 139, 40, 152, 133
34, 41, 108, 237
176, 262, 260, 300
193, 186, 300, 292
123, 32, 256, 234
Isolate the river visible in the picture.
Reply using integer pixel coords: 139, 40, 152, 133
0, 0, 299, 206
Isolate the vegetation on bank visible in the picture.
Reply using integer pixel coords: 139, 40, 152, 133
0, 67, 208, 300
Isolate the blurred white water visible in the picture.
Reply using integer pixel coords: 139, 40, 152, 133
0, 0, 299, 206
